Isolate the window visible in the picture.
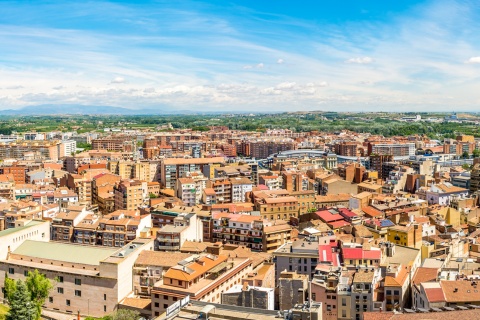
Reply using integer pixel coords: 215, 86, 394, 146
163, 304, 168, 309
75, 278, 81, 285
75, 290, 81, 297
57, 287, 64, 294
342, 310, 347, 318
154, 302, 159, 308
312, 293, 316, 300
342, 298, 346, 306
104, 306, 107, 312
394, 290, 399, 295
49, 297, 53, 303
24, 270, 29, 276
164, 295, 168, 300
104, 294, 107, 301
8, 268, 14, 274
386, 290, 391, 295
58, 276, 64, 283
178, 281, 183, 286
66, 299, 70, 306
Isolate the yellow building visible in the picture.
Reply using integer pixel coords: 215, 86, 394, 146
387, 224, 422, 249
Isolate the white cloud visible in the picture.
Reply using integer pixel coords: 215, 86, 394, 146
243, 65, 253, 69
345, 57, 373, 64
256, 63, 264, 69
52, 86, 65, 90
261, 87, 282, 95
6, 85, 24, 90
277, 58, 284, 64
110, 76, 126, 84
276, 82, 296, 90
318, 81, 328, 87
466, 57, 480, 64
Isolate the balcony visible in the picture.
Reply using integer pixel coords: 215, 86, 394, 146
157, 245, 180, 251
157, 237, 180, 243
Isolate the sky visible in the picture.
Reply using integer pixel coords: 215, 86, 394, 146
0, 0, 480, 112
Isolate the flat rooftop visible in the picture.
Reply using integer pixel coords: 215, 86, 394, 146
0, 220, 45, 238
12, 240, 118, 265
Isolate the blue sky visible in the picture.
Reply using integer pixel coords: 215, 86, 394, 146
0, 0, 480, 112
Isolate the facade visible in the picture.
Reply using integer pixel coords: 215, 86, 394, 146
0, 238, 154, 318
114, 179, 148, 211
221, 284, 275, 310
150, 254, 253, 318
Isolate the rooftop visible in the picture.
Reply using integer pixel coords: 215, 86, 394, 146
0, 220, 45, 238
11, 240, 117, 265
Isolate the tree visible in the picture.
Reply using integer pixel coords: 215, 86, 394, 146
3, 271, 52, 320
473, 149, 480, 158
6, 280, 36, 320
25, 270, 53, 320
111, 309, 140, 320
3, 276, 17, 305
462, 151, 470, 159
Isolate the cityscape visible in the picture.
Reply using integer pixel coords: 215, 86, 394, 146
2, 1, 480, 320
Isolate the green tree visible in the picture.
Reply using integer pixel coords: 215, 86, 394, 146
6, 280, 36, 320
111, 309, 140, 320
473, 149, 480, 158
25, 270, 53, 320
149, 193, 157, 199
462, 151, 470, 159
3, 276, 17, 305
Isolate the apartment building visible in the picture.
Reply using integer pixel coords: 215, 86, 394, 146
0, 174, 15, 200
107, 160, 153, 181
0, 140, 62, 161
92, 136, 132, 152
150, 253, 253, 317
176, 178, 197, 207
155, 212, 203, 251
160, 157, 225, 190
367, 142, 415, 157
114, 179, 148, 211
0, 166, 28, 184
272, 237, 320, 280
51, 205, 92, 242
92, 172, 122, 214
254, 194, 299, 221
211, 213, 292, 252
1, 201, 43, 230
133, 251, 192, 297
97, 210, 152, 247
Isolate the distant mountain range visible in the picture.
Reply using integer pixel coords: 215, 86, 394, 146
0, 104, 172, 115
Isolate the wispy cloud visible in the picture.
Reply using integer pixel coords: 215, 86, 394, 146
466, 57, 480, 64
345, 57, 373, 64
0, 0, 479, 111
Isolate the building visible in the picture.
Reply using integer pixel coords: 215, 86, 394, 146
114, 179, 148, 211
212, 213, 292, 252
278, 271, 309, 311
221, 284, 274, 310
0, 220, 50, 260
160, 157, 225, 190
150, 253, 253, 317
273, 237, 320, 280
155, 213, 203, 251
0, 238, 154, 318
